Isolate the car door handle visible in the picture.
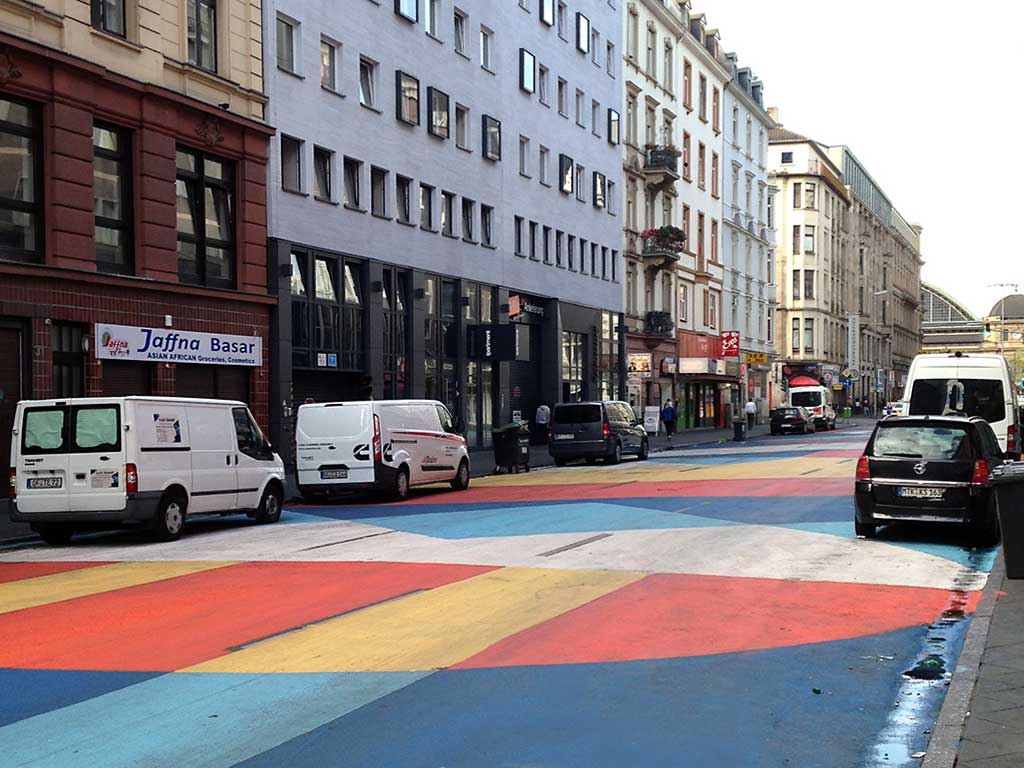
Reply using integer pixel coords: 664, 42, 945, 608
226, 455, 231, 466
235, 454, 239, 465
99, 456, 109, 462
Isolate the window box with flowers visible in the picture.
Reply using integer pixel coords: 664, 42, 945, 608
643, 144, 682, 175
641, 225, 685, 267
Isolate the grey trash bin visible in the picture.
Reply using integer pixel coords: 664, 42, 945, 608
990, 462, 1024, 578
733, 419, 746, 442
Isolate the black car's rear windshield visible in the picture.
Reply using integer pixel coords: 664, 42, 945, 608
553, 404, 602, 424
909, 378, 1006, 423
871, 425, 973, 461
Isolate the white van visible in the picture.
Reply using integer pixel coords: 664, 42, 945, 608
902, 352, 1021, 458
295, 400, 470, 501
787, 385, 837, 430
8, 397, 285, 545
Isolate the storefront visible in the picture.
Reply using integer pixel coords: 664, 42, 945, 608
624, 337, 677, 413
675, 331, 739, 429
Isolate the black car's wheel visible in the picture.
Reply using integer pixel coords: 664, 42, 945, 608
554, 458, 568, 467
855, 521, 877, 538
450, 460, 470, 490
637, 438, 649, 461
771, 428, 778, 436
606, 441, 622, 465
36, 525, 73, 546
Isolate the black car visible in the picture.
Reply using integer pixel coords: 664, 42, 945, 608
854, 415, 1003, 542
548, 401, 649, 466
770, 407, 816, 435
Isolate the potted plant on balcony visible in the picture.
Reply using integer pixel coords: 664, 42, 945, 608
641, 225, 686, 254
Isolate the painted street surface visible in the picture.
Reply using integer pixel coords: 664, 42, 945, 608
0, 425, 996, 767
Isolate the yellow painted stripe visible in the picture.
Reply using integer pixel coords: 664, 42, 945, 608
0, 561, 236, 615
186, 566, 643, 673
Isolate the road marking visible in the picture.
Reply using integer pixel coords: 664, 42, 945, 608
538, 533, 613, 557
0, 561, 235, 615
184, 566, 643, 673
299, 530, 397, 552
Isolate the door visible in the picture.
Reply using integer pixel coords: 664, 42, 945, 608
67, 402, 126, 512
231, 406, 272, 509
187, 405, 237, 513
433, 403, 461, 481
0, 326, 22, 475
15, 404, 70, 513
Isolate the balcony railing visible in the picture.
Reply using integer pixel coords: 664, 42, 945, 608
642, 241, 683, 269
644, 310, 675, 337
642, 146, 680, 189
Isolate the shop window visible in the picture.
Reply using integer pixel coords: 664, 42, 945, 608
176, 146, 235, 288
93, 123, 132, 274
0, 96, 42, 263
92, 0, 126, 37
51, 323, 85, 398
187, 0, 218, 73
382, 268, 409, 399
289, 252, 364, 371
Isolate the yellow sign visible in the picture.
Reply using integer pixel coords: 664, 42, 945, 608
744, 352, 768, 365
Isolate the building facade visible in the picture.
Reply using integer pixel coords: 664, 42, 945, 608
263, 0, 623, 454
921, 282, 983, 353
0, 0, 272, 477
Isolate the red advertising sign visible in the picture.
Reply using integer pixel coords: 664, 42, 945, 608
677, 330, 722, 358
720, 331, 740, 358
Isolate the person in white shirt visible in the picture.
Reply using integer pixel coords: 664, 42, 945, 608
745, 398, 757, 430
534, 403, 551, 444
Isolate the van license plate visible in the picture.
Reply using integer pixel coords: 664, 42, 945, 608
555, 434, 575, 440
898, 487, 944, 500
320, 469, 348, 480
27, 477, 63, 489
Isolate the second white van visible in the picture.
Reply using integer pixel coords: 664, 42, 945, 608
295, 400, 470, 502
787, 385, 837, 430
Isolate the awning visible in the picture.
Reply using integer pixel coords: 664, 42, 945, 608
789, 375, 820, 387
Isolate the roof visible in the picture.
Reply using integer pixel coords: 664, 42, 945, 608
988, 294, 1024, 320
768, 126, 810, 143
922, 282, 979, 324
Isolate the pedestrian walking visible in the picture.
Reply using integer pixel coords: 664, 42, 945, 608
745, 398, 757, 431
534, 403, 550, 445
661, 400, 677, 439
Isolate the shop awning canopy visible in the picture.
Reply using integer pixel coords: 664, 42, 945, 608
789, 375, 820, 387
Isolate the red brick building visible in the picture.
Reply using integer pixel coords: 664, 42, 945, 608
0, 34, 273, 474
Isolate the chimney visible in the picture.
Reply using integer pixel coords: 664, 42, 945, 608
768, 107, 780, 124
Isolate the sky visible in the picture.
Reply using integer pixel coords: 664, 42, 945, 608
704, 0, 1021, 319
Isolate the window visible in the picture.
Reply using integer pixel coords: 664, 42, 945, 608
606, 180, 615, 212
557, 1, 567, 38
539, 146, 550, 185
453, 10, 467, 54
591, 100, 601, 136
697, 142, 705, 188
575, 89, 585, 127
681, 204, 690, 243
462, 198, 476, 241
92, 0, 125, 37
542, 225, 552, 263
575, 165, 585, 202
481, 205, 493, 246
343, 157, 361, 208
371, 167, 389, 218
529, 221, 537, 259
712, 86, 720, 132
711, 152, 719, 198
419, 183, 434, 228
683, 59, 692, 108
578, 238, 587, 272
792, 225, 800, 255
593, 172, 606, 209
395, 0, 417, 22
51, 324, 86, 398
805, 182, 817, 209
520, 49, 536, 93
679, 284, 689, 322
482, 115, 501, 160
559, 154, 573, 194
646, 26, 656, 75
567, 234, 576, 270
697, 212, 705, 261
187, 0, 217, 72
627, 181, 637, 227
281, 135, 302, 192
645, 105, 655, 145
626, 9, 638, 61
576, 13, 590, 53
682, 132, 691, 178
793, 182, 801, 208
664, 43, 673, 91
514, 215, 524, 255
427, 87, 450, 138
792, 318, 800, 351
555, 230, 563, 266
276, 16, 296, 72
707, 291, 717, 329
359, 57, 377, 108
767, 190, 774, 227
804, 319, 814, 352
608, 109, 620, 145
540, 0, 554, 25
792, 270, 800, 300
455, 104, 470, 149
607, 42, 615, 77
396, 176, 412, 223
313, 146, 332, 200
480, 26, 493, 70
781, 151, 793, 164
176, 146, 234, 287
804, 225, 815, 254
424, 0, 439, 35
710, 219, 718, 262
538, 65, 549, 104
558, 78, 568, 116
320, 38, 338, 90
441, 190, 455, 235
396, 71, 420, 125
767, 308, 773, 342
591, 29, 600, 64
804, 269, 815, 299
93, 123, 132, 273
518, 135, 530, 177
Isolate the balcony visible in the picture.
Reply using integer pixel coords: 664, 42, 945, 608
641, 227, 685, 270
642, 146, 681, 189
644, 310, 675, 337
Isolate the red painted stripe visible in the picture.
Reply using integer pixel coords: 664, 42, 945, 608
0, 561, 112, 585
456, 573, 983, 669
0, 561, 496, 672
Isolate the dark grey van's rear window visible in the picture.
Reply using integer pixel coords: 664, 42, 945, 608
22, 408, 66, 454
872, 425, 972, 461
909, 379, 1006, 423
553, 404, 602, 424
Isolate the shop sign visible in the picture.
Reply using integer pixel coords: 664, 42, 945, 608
720, 331, 740, 358
678, 331, 721, 359
724, 361, 741, 378
848, 313, 861, 373
95, 323, 262, 367
661, 357, 677, 375
714, 360, 727, 376
643, 406, 661, 434
508, 294, 545, 319
627, 353, 654, 379
744, 351, 768, 365
471, 324, 529, 361
678, 358, 714, 375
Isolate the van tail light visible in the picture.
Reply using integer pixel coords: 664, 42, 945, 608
372, 414, 382, 462
8, 468, 15, 498
1008, 425, 1017, 455
972, 459, 990, 487
602, 420, 610, 439
856, 456, 871, 482
547, 422, 553, 444
125, 463, 138, 494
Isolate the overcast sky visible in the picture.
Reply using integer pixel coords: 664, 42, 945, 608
705, 0, 1019, 318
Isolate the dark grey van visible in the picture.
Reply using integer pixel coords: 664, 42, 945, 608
548, 401, 649, 466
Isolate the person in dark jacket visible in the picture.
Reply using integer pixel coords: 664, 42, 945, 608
661, 401, 677, 439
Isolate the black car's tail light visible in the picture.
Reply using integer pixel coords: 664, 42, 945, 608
856, 455, 871, 482
972, 459, 990, 487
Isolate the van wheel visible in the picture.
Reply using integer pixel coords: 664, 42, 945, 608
255, 485, 283, 524
607, 441, 622, 465
855, 521, 876, 538
554, 458, 567, 467
450, 460, 470, 491
638, 439, 649, 461
37, 525, 73, 546
391, 466, 410, 502
153, 493, 186, 542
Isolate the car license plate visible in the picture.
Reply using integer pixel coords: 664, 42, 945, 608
897, 486, 944, 500
555, 434, 575, 440
320, 469, 348, 480
27, 477, 63, 489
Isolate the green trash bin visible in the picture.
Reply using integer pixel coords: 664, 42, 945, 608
843, 406, 852, 419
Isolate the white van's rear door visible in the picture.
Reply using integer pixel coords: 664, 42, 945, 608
67, 401, 126, 512
16, 403, 71, 513
296, 404, 374, 487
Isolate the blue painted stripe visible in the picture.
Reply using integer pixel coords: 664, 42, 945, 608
0, 668, 161, 728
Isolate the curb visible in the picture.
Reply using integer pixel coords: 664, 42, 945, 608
921, 549, 1005, 768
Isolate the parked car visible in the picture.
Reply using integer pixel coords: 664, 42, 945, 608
548, 401, 648, 466
295, 399, 469, 502
770, 406, 816, 435
854, 415, 1004, 542
788, 384, 837, 430
8, 397, 285, 545
901, 352, 1020, 459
